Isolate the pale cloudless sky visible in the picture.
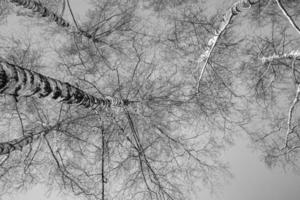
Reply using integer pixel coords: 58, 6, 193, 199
2, 0, 300, 200
213, 137, 300, 200
7, 136, 300, 200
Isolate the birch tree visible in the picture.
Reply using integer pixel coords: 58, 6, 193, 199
0, 1, 234, 200
231, 0, 300, 169
1, 0, 300, 200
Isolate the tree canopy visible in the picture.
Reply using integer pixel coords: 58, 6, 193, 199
0, 0, 299, 199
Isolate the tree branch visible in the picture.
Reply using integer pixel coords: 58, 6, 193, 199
261, 50, 300, 63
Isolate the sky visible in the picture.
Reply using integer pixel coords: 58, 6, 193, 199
1, 0, 300, 200
6, 136, 300, 200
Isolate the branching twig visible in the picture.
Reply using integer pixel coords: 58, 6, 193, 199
44, 135, 97, 198
124, 110, 174, 199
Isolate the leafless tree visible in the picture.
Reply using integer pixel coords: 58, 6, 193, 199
2, 0, 300, 200
234, 0, 300, 169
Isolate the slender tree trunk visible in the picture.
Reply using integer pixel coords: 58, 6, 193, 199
0, 60, 130, 109
9, 0, 70, 27
0, 114, 99, 155
9, 0, 103, 42
101, 126, 105, 200
197, 0, 259, 91
0, 133, 36, 155
0, 126, 54, 155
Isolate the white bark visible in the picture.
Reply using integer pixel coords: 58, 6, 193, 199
197, 0, 259, 91
0, 60, 129, 109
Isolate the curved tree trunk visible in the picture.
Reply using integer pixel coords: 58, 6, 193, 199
197, 0, 259, 91
0, 60, 130, 109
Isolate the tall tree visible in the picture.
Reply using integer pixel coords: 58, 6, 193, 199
234, 0, 300, 169
1, 0, 300, 199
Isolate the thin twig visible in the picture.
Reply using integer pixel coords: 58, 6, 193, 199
13, 97, 25, 136
60, 0, 66, 18
66, 0, 79, 30
101, 125, 105, 200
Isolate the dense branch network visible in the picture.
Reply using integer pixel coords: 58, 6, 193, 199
3, 0, 300, 199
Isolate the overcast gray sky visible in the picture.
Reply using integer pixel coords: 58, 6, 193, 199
1, 0, 300, 200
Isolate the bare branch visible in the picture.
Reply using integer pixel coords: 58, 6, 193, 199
261, 49, 300, 63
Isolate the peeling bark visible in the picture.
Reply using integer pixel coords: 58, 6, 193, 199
197, 0, 260, 91
9, 0, 103, 43
10, 0, 70, 28
0, 133, 35, 155
0, 60, 130, 109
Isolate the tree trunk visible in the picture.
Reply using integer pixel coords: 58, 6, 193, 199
0, 60, 129, 109
9, 0, 70, 27
197, 0, 259, 91
9, 0, 103, 42
0, 133, 36, 155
